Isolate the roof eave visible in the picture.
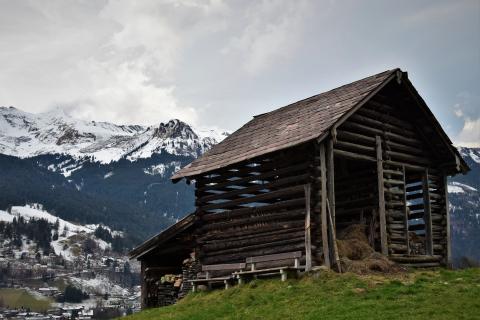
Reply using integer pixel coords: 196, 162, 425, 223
128, 213, 196, 260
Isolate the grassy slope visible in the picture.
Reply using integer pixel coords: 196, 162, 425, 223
0, 288, 52, 312
125, 268, 480, 320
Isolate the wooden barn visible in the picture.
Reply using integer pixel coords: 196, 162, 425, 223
130, 68, 469, 308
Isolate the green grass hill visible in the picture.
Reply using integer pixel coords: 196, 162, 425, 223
124, 268, 480, 320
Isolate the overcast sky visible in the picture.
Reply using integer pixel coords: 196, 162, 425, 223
0, 0, 479, 146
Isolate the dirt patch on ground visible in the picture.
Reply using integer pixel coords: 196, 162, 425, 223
336, 224, 406, 274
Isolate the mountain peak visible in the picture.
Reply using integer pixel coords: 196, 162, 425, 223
152, 119, 197, 140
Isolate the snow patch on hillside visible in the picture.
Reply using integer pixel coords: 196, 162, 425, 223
470, 150, 480, 164
10, 204, 91, 234
143, 161, 182, 177
448, 185, 464, 194
0, 210, 14, 222
448, 182, 478, 194
458, 146, 480, 164
104, 171, 114, 179
69, 275, 130, 296
1, 204, 122, 260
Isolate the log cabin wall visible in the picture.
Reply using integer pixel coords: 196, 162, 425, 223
333, 82, 450, 266
193, 143, 320, 267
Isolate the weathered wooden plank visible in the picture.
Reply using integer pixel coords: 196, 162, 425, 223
140, 263, 146, 309
342, 120, 423, 147
350, 113, 417, 138
336, 129, 375, 145
202, 198, 305, 222
196, 151, 309, 184
198, 173, 309, 203
385, 159, 427, 172
335, 140, 375, 154
444, 174, 451, 267
333, 149, 376, 162
201, 236, 306, 258
327, 198, 341, 272
246, 251, 302, 264
197, 162, 311, 192
402, 166, 410, 254
199, 221, 306, 242
320, 143, 331, 268
201, 184, 305, 211
201, 230, 306, 251
389, 255, 442, 263
423, 169, 434, 255
202, 263, 246, 271
200, 208, 306, 232
327, 139, 336, 231
376, 135, 388, 255
304, 184, 312, 271
360, 103, 416, 130
201, 243, 308, 265
386, 150, 431, 166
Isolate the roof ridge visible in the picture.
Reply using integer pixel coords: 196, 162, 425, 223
252, 69, 398, 119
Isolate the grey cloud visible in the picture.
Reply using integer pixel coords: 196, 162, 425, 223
0, 0, 478, 146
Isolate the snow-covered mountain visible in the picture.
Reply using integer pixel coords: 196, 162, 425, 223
449, 146, 480, 266
0, 106, 228, 164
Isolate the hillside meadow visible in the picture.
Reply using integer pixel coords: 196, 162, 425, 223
0, 288, 52, 312
124, 268, 480, 320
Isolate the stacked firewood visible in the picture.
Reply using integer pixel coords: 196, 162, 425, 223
156, 281, 178, 307
178, 254, 200, 299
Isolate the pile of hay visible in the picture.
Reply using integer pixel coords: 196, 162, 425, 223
336, 224, 405, 274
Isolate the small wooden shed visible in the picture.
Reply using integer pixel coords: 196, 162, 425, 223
130, 68, 468, 308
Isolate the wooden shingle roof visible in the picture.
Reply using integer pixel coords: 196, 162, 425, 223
172, 69, 399, 181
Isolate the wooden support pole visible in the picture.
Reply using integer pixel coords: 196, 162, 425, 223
376, 136, 388, 256
327, 139, 336, 230
304, 184, 312, 271
444, 174, 452, 267
423, 169, 434, 255
402, 166, 410, 255
327, 198, 342, 273
320, 143, 331, 268
140, 262, 147, 308
280, 269, 287, 282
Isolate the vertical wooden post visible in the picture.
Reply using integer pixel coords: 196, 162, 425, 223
444, 174, 452, 267
140, 261, 146, 308
402, 166, 410, 254
327, 199, 342, 273
320, 143, 331, 268
423, 169, 433, 255
327, 139, 336, 230
304, 184, 312, 271
375, 136, 388, 256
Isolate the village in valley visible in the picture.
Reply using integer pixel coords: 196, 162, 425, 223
0, 204, 141, 319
